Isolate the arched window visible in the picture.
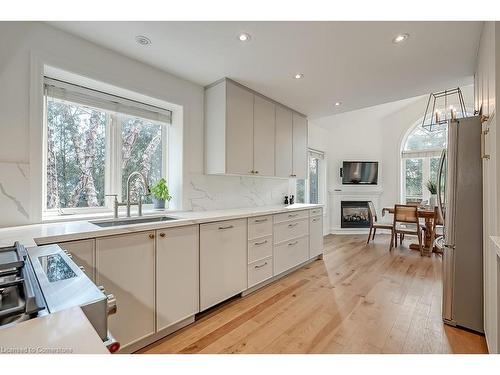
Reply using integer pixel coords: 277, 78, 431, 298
401, 124, 447, 204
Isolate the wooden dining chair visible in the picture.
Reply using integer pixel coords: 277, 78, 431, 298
367, 201, 393, 244
390, 204, 423, 255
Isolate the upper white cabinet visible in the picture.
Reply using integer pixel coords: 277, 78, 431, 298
205, 78, 306, 178
292, 113, 307, 179
225, 81, 254, 175
253, 95, 276, 176
275, 105, 293, 178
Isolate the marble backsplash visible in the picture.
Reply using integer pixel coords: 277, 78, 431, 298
0, 162, 30, 227
185, 173, 290, 211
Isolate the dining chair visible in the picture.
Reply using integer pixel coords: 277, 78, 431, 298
366, 201, 393, 244
390, 204, 423, 255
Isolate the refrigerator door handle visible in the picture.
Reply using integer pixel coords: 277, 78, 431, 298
437, 149, 446, 223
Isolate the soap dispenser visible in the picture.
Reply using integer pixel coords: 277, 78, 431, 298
284, 195, 289, 205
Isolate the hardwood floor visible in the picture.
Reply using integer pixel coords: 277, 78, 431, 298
140, 234, 488, 354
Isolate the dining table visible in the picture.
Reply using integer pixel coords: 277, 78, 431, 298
382, 206, 437, 257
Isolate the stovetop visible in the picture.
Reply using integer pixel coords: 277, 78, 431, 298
0, 242, 46, 327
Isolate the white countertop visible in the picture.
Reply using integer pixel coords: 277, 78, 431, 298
490, 236, 500, 258
0, 307, 109, 354
0, 203, 322, 248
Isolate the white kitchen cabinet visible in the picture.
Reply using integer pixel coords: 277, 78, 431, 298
205, 79, 253, 175
275, 105, 294, 178
200, 218, 247, 311
274, 236, 309, 275
253, 95, 276, 176
292, 113, 308, 179
248, 256, 273, 287
248, 215, 273, 240
96, 231, 155, 350
274, 218, 309, 244
58, 239, 95, 282
226, 81, 255, 175
309, 215, 324, 258
205, 78, 307, 178
156, 225, 199, 331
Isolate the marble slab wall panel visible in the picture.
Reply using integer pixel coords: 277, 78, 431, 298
0, 162, 30, 228
186, 174, 289, 211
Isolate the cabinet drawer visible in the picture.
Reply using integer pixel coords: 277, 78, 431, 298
274, 218, 309, 244
248, 215, 273, 240
274, 236, 309, 275
310, 207, 323, 218
248, 235, 273, 263
309, 216, 323, 258
274, 210, 309, 224
248, 256, 273, 288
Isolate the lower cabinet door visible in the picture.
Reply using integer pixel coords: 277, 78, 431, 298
309, 216, 324, 258
156, 225, 199, 331
96, 232, 155, 350
274, 236, 309, 275
200, 219, 247, 311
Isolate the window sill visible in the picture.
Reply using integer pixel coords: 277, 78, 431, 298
42, 207, 176, 224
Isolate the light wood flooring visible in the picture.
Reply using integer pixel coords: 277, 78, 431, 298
140, 234, 488, 354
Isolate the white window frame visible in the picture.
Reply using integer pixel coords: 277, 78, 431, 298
42, 92, 170, 216
297, 148, 326, 205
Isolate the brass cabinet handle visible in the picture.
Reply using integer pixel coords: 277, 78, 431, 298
254, 170, 259, 174
254, 240, 268, 246
149, 233, 155, 239
288, 213, 298, 218
159, 233, 166, 238
288, 241, 299, 246
254, 262, 268, 269
288, 223, 299, 227
312, 218, 319, 222
218, 225, 234, 230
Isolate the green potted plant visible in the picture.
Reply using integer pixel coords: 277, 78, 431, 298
426, 179, 437, 207
150, 178, 172, 209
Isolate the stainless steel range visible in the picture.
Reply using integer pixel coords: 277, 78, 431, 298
0, 242, 119, 353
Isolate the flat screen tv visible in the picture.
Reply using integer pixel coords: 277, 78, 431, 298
342, 161, 378, 185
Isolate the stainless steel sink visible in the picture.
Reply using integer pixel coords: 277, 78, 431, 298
90, 216, 179, 228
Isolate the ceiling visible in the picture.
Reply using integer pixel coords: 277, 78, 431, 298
48, 21, 483, 119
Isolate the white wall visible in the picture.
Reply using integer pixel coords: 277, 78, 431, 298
0, 22, 290, 228
314, 85, 474, 232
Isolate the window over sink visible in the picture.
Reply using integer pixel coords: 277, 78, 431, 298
43, 78, 171, 214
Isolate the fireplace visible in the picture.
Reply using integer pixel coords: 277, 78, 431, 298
341, 201, 370, 228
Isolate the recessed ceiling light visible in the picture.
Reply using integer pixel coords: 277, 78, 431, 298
294, 73, 304, 79
335, 102, 342, 107
135, 35, 152, 46
238, 32, 251, 42
392, 33, 409, 44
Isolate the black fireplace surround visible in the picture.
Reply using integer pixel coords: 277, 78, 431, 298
341, 201, 370, 228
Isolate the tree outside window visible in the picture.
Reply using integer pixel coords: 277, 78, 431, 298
45, 97, 169, 212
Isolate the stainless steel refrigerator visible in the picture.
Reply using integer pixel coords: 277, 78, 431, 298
437, 115, 484, 333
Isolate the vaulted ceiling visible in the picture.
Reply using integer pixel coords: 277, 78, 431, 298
49, 21, 482, 119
